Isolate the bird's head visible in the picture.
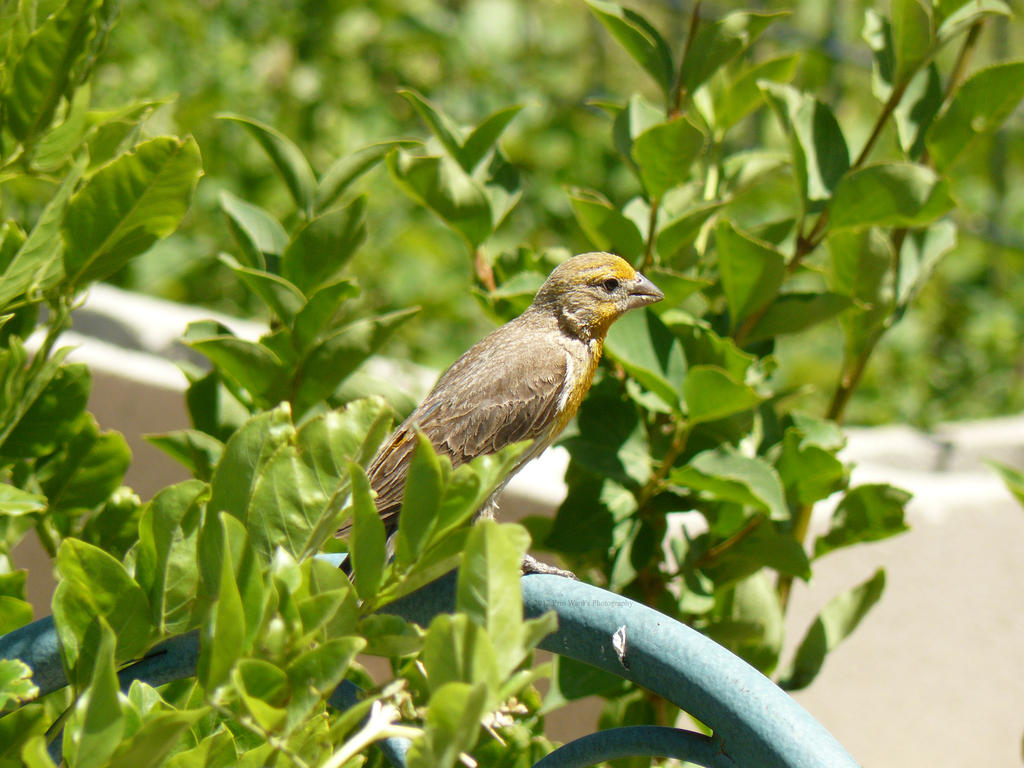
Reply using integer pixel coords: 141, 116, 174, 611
531, 252, 664, 339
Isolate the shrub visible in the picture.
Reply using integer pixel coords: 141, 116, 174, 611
0, 0, 1021, 765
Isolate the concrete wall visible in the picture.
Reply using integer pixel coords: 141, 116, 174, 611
12, 285, 1024, 766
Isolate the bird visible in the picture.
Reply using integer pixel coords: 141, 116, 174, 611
356, 251, 663, 574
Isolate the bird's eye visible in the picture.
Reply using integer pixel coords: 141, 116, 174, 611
602, 278, 620, 293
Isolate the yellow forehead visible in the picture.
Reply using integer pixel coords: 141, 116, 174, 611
556, 252, 636, 282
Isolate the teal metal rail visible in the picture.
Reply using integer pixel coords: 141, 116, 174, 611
0, 571, 860, 767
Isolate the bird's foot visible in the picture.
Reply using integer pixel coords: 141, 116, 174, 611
521, 553, 578, 580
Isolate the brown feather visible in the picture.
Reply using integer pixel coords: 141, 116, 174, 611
340, 252, 663, 536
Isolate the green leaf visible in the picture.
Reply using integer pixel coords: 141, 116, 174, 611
421, 613, 500, 698
894, 64, 942, 159
989, 460, 1024, 508
780, 568, 886, 690
134, 480, 206, 634
612, 93, 665, 172
221, 255, 305, 325
935, 0, 1011, 44
682, 11, 788, 96
759, 81, 849, 212
198, 514, 249, 692
298, 396, 393, 493
0, 155, 86, 310
394, 432, 444, 569
64, 618, 124, 768
53, 538, 152, 679
712, 54, 800, 132
682, 365, 762, 424
646, 268, 709, 309
295, 307, 418, 416
219, 190, 288, 270
567, 188, 644, 263
63, 136, 203, 288
219, 113, 317, 213
406, 682, 488, 768
895, 220, 956, 308
547, 654, 627, 705
358, 613, 423, 656
827, 222, 894, 305
672, 446, 788, 521
185, 324, 286, 407
281, 195, 366, 295
457, 521, 534, 674
291, 278, 360, 353
285, 636, 364, 728
208, 404, 294, 530
246, 433, 332, 561
1, 0, 99, 143
715, 220, 786, 332
399, 89, 464, 160
379, 529, 467, 607
32, 80, 91, 172
631, 116, 706, 199
561, 379, 651, 489
655, 201, 723, 265
705, 525, 811, 588
663, 318, 755, 379
827, 228, 894, 360
1, 363, 90, 457
829, 162, 953, 230
348, 461, 387, 603
233, 659, 289, 731
605, 308, 686, 413
459, 104, 524, 173
0, 484, 47, 516
814, 484, 910, 558
38, 414, 131, 511
388, 149, 493, 248
926, 61, 1024, 172
315, 140, 417, 213
743, 292, 852, 344
720, 571, 784, 673
431, 443, 531, 538
145, 429, 223, 481
0, 708, 48, 764
586, 1, 673, 96
0, 659, 38, 709
890, 0, 933, 84
776, 428, 848, 507
106, 708, 206, 768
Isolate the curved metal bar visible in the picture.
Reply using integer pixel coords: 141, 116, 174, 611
2, 571, 860, 768
0, 615, 64, 698
531, 726, 734, 768
328, 678, 412, 766
383, 572, 860, 768
0, 619, 410, 767
526, 575, 858, 768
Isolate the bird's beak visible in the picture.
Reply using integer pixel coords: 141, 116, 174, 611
626, 272, 664, 309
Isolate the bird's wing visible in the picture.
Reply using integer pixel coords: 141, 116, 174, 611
365, 331, 570, 531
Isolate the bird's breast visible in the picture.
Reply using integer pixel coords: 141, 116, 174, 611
552, 336, 603, 435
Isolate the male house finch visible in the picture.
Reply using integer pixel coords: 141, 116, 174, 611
360, 252, 662, 573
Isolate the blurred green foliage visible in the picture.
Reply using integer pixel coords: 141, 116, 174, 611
1, 0, 1023, 765
82, 0, 1022, 426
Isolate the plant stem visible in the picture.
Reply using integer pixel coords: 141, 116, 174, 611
669, 1, 702, 116
474, 245, 496, 292
637, 420, 690, 508
694, 515, 763, 568
639, 197, 660, 271
943, 21, 983, 103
